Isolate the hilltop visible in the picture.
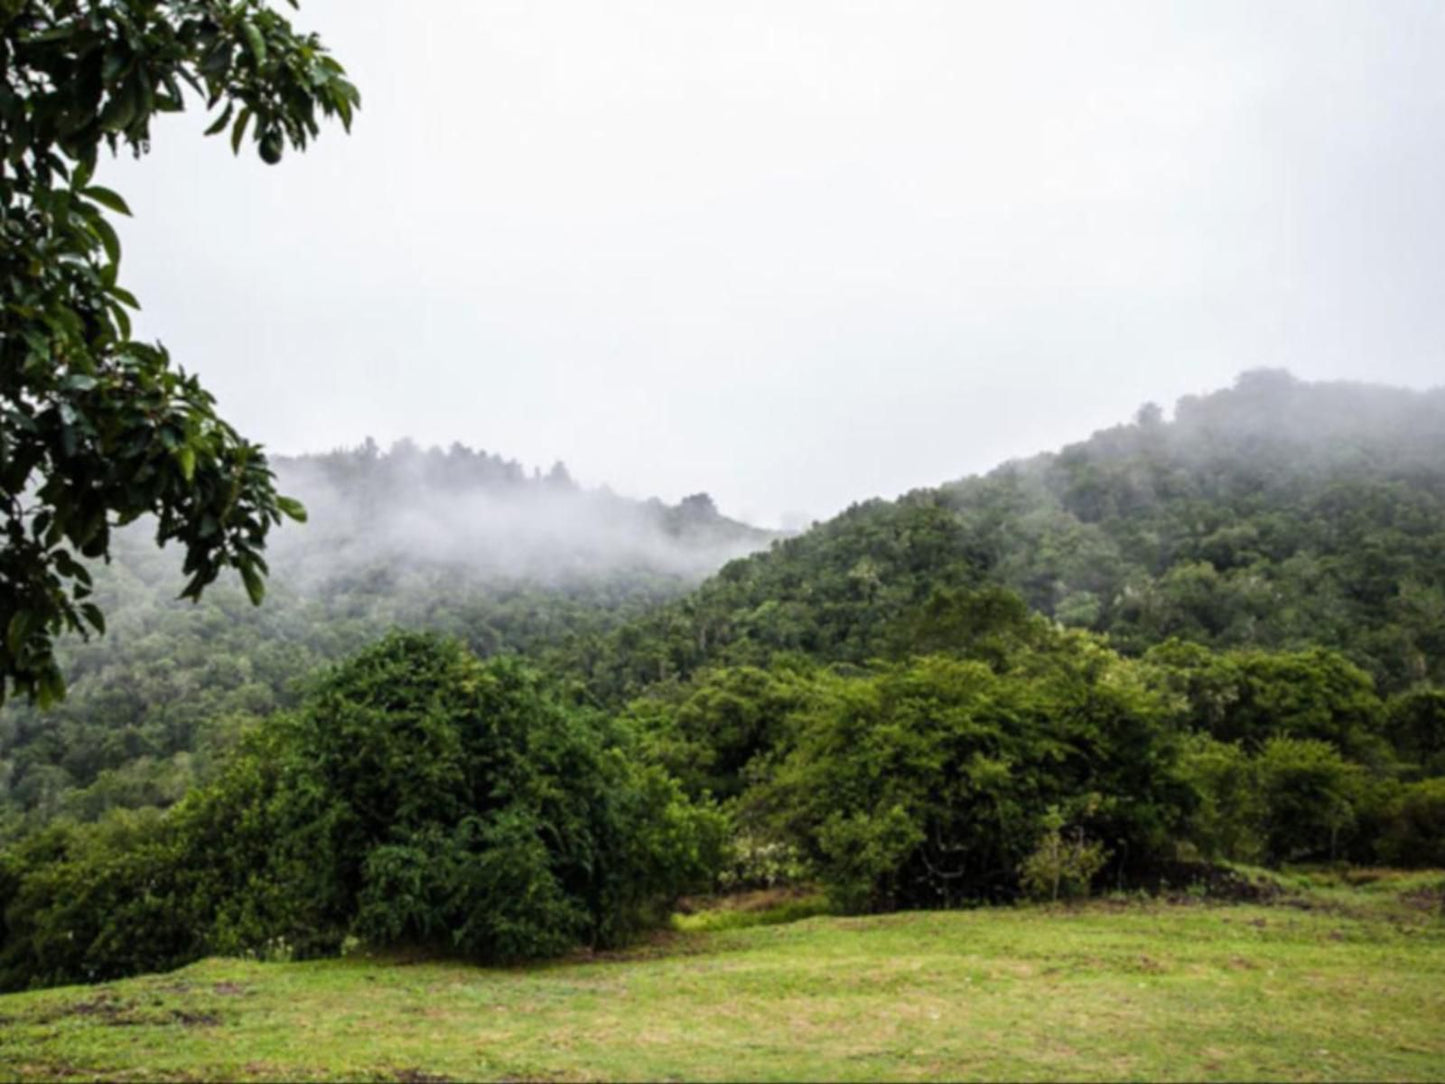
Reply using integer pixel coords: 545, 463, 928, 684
573, 371, 1445, 699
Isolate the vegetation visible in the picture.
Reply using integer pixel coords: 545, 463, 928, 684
1, 1, 1438, 1077
0, 634, 722, 989
1, 880, 1442, 1081
0, 439, 770, 840
0, 0, 358, 705
571, 371, 1445, 701
0, 372, 1442, 1006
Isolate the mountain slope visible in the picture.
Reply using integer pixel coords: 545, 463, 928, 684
575, 371, 1445, 698
0, 443, 773, 836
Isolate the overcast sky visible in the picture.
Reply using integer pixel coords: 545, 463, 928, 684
106, 0, 1445, 527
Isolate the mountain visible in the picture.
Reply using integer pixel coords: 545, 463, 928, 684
572, 370, 1445, 699
0, 442, 774, 836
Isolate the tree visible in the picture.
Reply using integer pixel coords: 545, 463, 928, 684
1, 1, 359, 706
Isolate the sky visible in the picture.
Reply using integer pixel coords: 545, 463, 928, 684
106, 0, 1445, 528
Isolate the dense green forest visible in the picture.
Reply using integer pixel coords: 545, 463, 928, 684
2, 371, 1443, 991
572, 369, 1445, 700
0, 441, 771, 838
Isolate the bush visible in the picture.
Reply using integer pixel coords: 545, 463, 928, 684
0, 811, 202, 990
1386, 688, 1445, 779
0, 634, 725, 989
746, 638, 1193, 912
1019, 806, 1111, 902
1255, 737, 1364, 864
1375, 778, 1445, 867
1177, 735, 1265, 863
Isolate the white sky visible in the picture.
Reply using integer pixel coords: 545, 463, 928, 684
105, 0, 1445, 527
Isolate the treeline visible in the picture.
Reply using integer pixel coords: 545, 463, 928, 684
0, 635, 721, 989
565, 370, 1445, 700
1, 372, 1443, 990
3, 593, 1441, 989
0, 440, 774, 839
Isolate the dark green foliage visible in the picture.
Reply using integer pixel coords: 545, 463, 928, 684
1, 0, 359, 705
1253, 738, 1365, 864
1143, 642, 1390, 761
0, 810, 200, 990
578, 494, 990, 699
0, 633, 724, 989
743, 637, 1192, 912
192, 633, 724, 962
1386, 687, 1445, 779
1374, 779, 1445, 868
1176, 736, 1265, 863
627, 662, 820, 803
570, 372, 1445, 701
1178, 732, 1395, 867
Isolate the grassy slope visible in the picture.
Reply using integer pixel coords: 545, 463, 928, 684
2, 877, 1443, 1083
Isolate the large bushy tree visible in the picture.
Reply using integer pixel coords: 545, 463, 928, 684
1, 0, 358, 705
0, 633, 725, 989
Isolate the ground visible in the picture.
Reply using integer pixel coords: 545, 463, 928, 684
1, 871, 1442, 1081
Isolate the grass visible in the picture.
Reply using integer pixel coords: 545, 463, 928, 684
1, 877, 1442, 1082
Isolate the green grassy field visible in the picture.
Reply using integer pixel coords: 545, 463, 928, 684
2, 873, 1442, 1082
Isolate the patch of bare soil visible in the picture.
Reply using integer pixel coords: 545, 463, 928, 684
676, 885, 817, 915
40, 991, 221, 1028
1147, 862, 1289, 905
1400, 885, 1445, 914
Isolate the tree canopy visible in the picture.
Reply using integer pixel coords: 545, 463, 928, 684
0, 0, 358, 706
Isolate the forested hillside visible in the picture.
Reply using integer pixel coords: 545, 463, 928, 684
0, 442, 772, 838
574, 370, 1445, 699
2, 372, 1443, 993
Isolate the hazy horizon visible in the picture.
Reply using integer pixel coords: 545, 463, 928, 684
98, 0, 1445, 528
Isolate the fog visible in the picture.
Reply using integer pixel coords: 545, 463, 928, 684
265, 445, 776, 589
102, 0, 1445, 526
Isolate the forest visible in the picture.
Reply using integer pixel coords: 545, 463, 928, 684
1, 370, 1442, 991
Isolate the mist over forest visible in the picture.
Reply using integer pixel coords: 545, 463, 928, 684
4, 369, 1445, 1021
6, 2, 1445, 1074
269, 440, 776, 586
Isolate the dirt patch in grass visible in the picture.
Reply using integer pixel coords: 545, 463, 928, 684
676, 885, 819, 915
1146, 861, 1290, 904
60, 993, 130, 1021
37, 992, 221, 1029
1400, 886, 1445, 914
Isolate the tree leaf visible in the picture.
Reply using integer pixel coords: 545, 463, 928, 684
6, 612, 29, 656
108, 284, 141, 309
242, 21, 268, 68
231, 107, 252, 154
276, 495, 308, 522
92, 214, 121, 267
82, 185, 131, 216
239, 561, 266, 605
204, 102, 235, 136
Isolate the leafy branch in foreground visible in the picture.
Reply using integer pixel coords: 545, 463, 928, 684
0, 1, 358, 705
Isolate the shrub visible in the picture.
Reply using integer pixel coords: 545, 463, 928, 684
1255, 737, 1364, 864
1375, 778, 1445, 867
1019, 806, 1111, 902
0, 811, 202, 990
746, 639, 1192, 912
196, 633, 725, 961
1386, 688, 1445, 779
0, 634, 725, 989
1177, 734, 1265, 863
